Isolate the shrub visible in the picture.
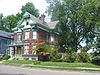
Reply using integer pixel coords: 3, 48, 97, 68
50, 49, 62, 62
33, 61, 41, 65
65, 52, 77, 63
77, 52, 90, 63
91, 56, 100, 65
65, 48, 77, 63
0, 57, 2, 61
2, 55, 10, 60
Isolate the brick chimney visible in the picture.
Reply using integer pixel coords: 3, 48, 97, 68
39, 14, 45, 24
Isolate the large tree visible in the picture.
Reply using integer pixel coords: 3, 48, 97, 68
46, 0, 100, 52
21, 2, 39, 17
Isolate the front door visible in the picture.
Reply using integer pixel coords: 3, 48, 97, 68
16, 46, 22, 57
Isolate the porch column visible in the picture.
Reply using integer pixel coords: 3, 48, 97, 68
15, 47, 17, 57
21, 46, 24, 55
9, 47, 14, 58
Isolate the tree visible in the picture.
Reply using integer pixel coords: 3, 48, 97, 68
91, 31, 100, 65
0, 13, 3, 27
2, 14, 20, 32
46, 0, 62, 21
46, 0, 100, 52
0, 2, 39, 32
21, 2, 39, 17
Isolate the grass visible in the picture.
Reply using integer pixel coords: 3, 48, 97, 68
3, 60, 100, 72
40, 62, 100, 68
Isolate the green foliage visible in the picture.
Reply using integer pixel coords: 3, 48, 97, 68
77, 52, 90, 63
91, 56, 100, 65
33, 61, 41, 65
0, 2, 39, 32
21, 2, 39, 17
50, 49, 62, 62
92, 29, 100, 65
36, 44, 61, 61
64, 48, 90, 63
2, 55, 10, 60
65, 48, 77, 63
46, 0, 100, 52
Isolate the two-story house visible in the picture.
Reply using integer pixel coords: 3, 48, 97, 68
9, 12, 59, 60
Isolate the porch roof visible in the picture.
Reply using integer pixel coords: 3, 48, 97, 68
9, 44, 23, 47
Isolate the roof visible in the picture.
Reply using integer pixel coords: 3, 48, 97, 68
0, 30, 12, 38
13, 12, 59, 32
47, 21, 59, 29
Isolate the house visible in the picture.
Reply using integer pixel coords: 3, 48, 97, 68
0, 30, 13, 57
9, 12, 59, 60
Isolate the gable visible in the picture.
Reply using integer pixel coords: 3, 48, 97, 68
13, 12, 59, 33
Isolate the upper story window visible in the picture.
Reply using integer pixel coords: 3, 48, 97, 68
25, 32, 29, 40
26, 18, 33, 25
17, 34, 21, 42
33, 31, 37, 39
26, 19, 29, 25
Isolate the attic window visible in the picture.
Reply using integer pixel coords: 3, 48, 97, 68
26, 19, 29, 25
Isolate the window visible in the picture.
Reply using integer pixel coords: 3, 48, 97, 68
32, 46, 36, 55
24, 46, 29, 54
50, 35, 54, 42
17, 34, 21, 41
25, 32, 29, 40
33, 31, 37, 39
26, 19, 29, 25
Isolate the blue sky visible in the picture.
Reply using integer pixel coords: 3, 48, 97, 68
0, 0, 50, 22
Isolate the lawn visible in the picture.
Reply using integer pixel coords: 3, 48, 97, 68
3, 60, 100, 72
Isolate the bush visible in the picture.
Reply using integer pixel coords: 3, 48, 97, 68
50, 49, 62, 62
65, 48, 77, 63
77, 52, 90, 63
65, 52, 77, 63
91, 56, 100, 65
0, 57, 2, 61
33, 61, 41, 65
2, 55, 10, 60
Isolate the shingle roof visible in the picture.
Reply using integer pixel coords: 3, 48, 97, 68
0, 30, 12, 38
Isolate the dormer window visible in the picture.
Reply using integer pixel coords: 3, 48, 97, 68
26, 18, 33, 25
26, 19, 29, 25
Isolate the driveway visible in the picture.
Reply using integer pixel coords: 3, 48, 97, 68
0, 64, 99, 75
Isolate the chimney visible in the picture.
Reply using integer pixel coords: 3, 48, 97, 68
39, 14, 45, 24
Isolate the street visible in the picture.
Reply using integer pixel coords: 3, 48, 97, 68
0, 64, 100, 75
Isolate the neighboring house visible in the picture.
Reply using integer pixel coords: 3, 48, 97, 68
9, 12, 59, 60
0, 30, 13, 57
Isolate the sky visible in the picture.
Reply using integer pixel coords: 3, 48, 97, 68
0, 0, 50, 22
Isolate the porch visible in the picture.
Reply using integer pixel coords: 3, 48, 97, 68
9, 44, 38, 60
